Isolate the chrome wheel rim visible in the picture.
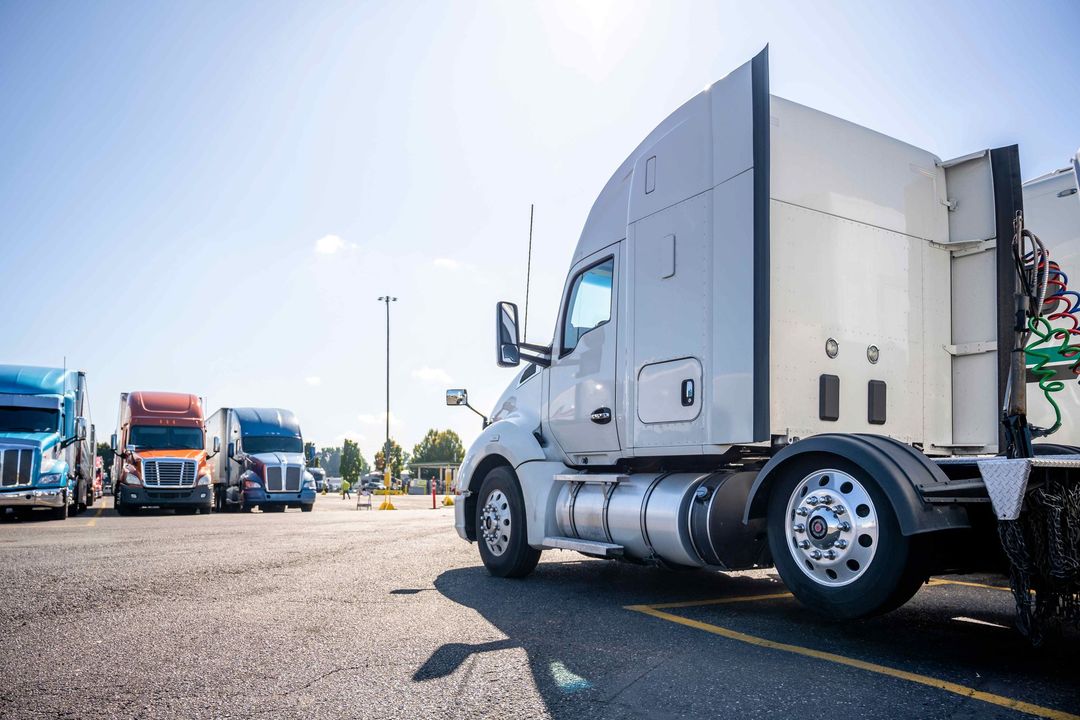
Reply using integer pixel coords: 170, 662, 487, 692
785, 469, 879, 587
480, 489, 512, 557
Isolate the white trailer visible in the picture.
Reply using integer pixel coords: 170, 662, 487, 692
449, 49, 1080, 635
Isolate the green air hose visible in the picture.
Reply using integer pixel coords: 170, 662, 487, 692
1025, 315, 1070, 434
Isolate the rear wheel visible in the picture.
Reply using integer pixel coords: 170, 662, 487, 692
766, 457, 927, 619
475, 466, 541, 578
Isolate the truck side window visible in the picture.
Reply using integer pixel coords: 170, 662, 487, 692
561, 257, 614, 356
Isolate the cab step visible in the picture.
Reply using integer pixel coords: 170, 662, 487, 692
543, 536, 624, 557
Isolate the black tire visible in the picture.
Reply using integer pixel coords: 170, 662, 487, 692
300, 504, 313, 513
50, 496, 69, 521
213, 487, 225, 513
264, 505, 285, 513
475, 466, 541, 578
74, 480, 87, 514
766, 456, 928, 620
175, 507, 197, 515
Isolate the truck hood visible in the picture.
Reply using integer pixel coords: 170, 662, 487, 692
249, 452, 305, 467
0, 431, 61, 452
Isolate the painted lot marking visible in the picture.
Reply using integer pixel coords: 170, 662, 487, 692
84, 506, 104, 527
626, 585, 1078, 720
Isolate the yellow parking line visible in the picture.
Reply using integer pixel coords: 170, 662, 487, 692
85, 506, 104, 527
626, 604, 1078, 720
929, 578, 1012, 593
643, 591, 793, 610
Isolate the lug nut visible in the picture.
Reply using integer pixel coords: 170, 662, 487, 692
820, 494, 834, 504
798, 540, 810, 549
809, 550, 823, 560
807, 496, 820, 506
840, 521, 852, 532
794, 523, 806, 533
824, 550, 837, 560
834, 505, 846, 515
796, 507, 809, 517
835, 539, 848, 549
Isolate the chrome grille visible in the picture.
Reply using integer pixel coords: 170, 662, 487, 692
265, 466, 283, 492
264, 465, 301, 493
143, 459, 197, 487
0, 449, 34, 487
285, 466, 301, 492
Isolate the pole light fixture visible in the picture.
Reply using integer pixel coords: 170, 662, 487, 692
377, 296, 397, 510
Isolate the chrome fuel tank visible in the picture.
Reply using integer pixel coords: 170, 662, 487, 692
554, 471, 769, 570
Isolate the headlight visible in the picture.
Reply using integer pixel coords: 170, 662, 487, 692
123, 473, 142, 486
38, 472, 64, 486
302, 471, 315, 490
241, 471, 261, 490
196, 474, 211, 487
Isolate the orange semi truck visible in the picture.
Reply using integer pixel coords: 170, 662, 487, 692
110, 391, 220, 515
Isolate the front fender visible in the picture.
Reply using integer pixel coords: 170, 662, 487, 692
458, 418, 546, 496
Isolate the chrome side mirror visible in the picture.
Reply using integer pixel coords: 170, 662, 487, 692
110, 433, 117, 452
446, 389, 468, 406
75, 417, 88, 442
227, 442, 235, 459
213, 436, 221, 454
496, 301, 521, 367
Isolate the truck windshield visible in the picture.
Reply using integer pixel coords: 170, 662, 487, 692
128, 425, 204, 450
0, 406, 60, 433
242, 436, 303, 454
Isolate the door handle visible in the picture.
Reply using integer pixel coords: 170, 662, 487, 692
590, 407, 612, 424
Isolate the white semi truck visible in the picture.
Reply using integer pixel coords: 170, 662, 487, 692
449, 49, 1080, 634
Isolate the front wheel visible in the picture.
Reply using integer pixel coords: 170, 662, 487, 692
300, 504, 313, 513
475, 467, 540, 578
766, 457, 927, 619
50, 495, 69, 521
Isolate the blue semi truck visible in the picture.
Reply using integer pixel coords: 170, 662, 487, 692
0, 364, 94, 520
206, 407, 317, 512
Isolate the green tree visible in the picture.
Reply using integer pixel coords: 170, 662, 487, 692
374, 438, 407, 479
409, 429, 465, 480
340, 439, 362, 486
317, 447, 341, 475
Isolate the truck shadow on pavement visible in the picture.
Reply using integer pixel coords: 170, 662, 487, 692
430, 558, 1080, 720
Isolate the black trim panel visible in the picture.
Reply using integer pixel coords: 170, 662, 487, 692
990, 146, 1024, 451
751, 46, 770, 442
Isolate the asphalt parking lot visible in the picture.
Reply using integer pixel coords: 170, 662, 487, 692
0, 495, 1077, 720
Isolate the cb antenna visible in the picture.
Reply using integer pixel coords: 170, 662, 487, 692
524, 203, 534, 340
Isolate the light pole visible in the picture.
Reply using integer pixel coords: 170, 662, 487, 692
377, 295, 397, 510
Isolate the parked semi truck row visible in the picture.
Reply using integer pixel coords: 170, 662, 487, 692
110, 396, 317, 515
449, 48, 1080, 639
0, 364, 94, 520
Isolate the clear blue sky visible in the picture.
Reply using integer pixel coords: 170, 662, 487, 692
2, 0, 1078, 460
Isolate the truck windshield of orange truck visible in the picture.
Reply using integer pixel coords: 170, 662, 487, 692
128, 425, 204, 450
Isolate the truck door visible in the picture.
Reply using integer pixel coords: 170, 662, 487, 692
547, 247, 621, 458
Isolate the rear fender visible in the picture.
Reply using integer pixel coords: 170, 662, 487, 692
743, 434, 970, 535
